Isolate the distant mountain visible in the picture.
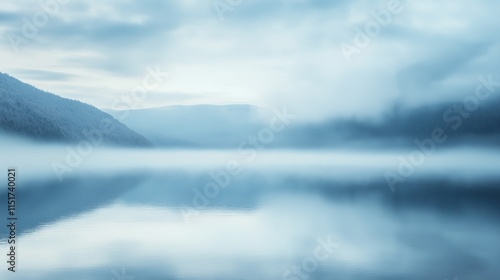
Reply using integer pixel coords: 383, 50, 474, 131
0, 73, 151, 147
106, 104, 273, 148
108, 98, 500, 149
276, 98, 500, 148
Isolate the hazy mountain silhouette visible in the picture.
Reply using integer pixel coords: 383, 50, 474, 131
108, 98, 500, 149
106, 104, 273, 148
278, 97, 500, 148
0, 73, 151, 146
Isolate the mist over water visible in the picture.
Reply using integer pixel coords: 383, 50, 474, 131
1, 140, 499, 280
2, 0, 500, 278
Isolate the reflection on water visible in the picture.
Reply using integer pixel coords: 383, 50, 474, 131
1, 149, 500, 280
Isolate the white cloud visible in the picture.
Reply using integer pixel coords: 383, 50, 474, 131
1, 0, 499, 120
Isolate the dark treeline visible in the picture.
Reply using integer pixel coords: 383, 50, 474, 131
0, 73, 151, 147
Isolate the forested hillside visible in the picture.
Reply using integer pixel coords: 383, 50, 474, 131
0, 73, 151, 147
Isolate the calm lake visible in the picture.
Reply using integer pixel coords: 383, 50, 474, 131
1, 146, 500, 279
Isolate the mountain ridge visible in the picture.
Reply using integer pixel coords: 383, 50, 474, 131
107, 98, 500, 149
0, 73, 152, 147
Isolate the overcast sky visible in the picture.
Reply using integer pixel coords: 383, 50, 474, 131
1, 0, 499, 120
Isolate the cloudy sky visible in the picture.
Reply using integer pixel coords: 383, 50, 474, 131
1, 0, 499, 120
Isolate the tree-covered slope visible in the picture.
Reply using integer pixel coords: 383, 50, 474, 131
0, 73, 151, 147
